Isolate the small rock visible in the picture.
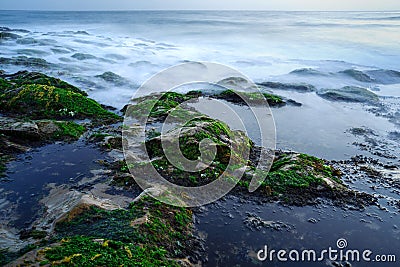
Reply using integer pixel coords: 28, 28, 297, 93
307, 218, 318, 224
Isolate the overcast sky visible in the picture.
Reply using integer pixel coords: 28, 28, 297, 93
0, 0, 399, 11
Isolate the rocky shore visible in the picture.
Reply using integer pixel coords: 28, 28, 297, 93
0, 70, 395, 266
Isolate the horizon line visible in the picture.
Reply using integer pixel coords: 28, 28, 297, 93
0, 9, 399, 12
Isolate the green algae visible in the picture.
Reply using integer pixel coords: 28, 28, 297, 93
217, 89, 285, 106
52, 121, 86, 140
6, 71, 87, 96
0, 84, 120, 122
45, 197, 193, 266
127, 91, 200, 122
240, 152, 343, 195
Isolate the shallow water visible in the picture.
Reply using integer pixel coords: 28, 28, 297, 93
188, 95, 398, 161
196, 195, 399, 267
0, 141, 104, 228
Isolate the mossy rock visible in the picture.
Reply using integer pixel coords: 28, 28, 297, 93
240, 152, 344, 197
0, 84, 120, 122
3, 70, 87, 96
126, 91, 200, 122
215, 89, 285, 106
0, 78, 13, 92
140, 117, 251, 187
42, 197, 194, 267
38, 120, 86, 141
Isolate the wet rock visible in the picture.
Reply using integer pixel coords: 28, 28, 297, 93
290, 68, 327, 76
257, 81, 315, 92
366, 69, 400, 84
388, 131, 400, 142
71, 53, 96, 60
286, 99, 302, 106
102, 135, 123, 150
95, 71, 129, 86
244, 213, 293, 231
0, 120, 40, 140
213, 89, 286, 107
0, 56, 52, 68
15, 37, 38, 45
307, 218, 318, 224
35, 120, 61, 136
217, 76, 257, 91
317, 86, 379, 103
348, 127, 377, 137
0, 134, 30, 153
0, 32, 22, 39
339, 69, 375, 82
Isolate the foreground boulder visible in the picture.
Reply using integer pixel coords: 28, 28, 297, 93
8, 196, 200, 267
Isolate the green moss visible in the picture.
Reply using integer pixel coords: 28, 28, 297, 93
243, 153, 342, 194
0, 78, 13, 92
48, 197, 193, 266
218, 89, 285, 106
0, 84, 120, 122
43, 236, 178, 267
141, 117, 250, 187
7, 71, 87, 96
89, 132, 112, 142
53, 121, 86, 140
127, 91, 199, 122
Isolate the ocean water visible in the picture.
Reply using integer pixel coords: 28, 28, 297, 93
1, 11, 400, 108
1, 11, 400, 160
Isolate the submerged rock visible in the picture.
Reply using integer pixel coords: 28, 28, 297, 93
338, 69, 375, 82
95, 71, 129, 86
366, 69, 400, 84
317, 86, 379, 103
0, 32, 22, 39
290, 68, 327, 76
0, 56, 52, 68
257, 81, 315, 92
244, 213, 293, 231
71, 53, 96, 60
217, 76, 257, 91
